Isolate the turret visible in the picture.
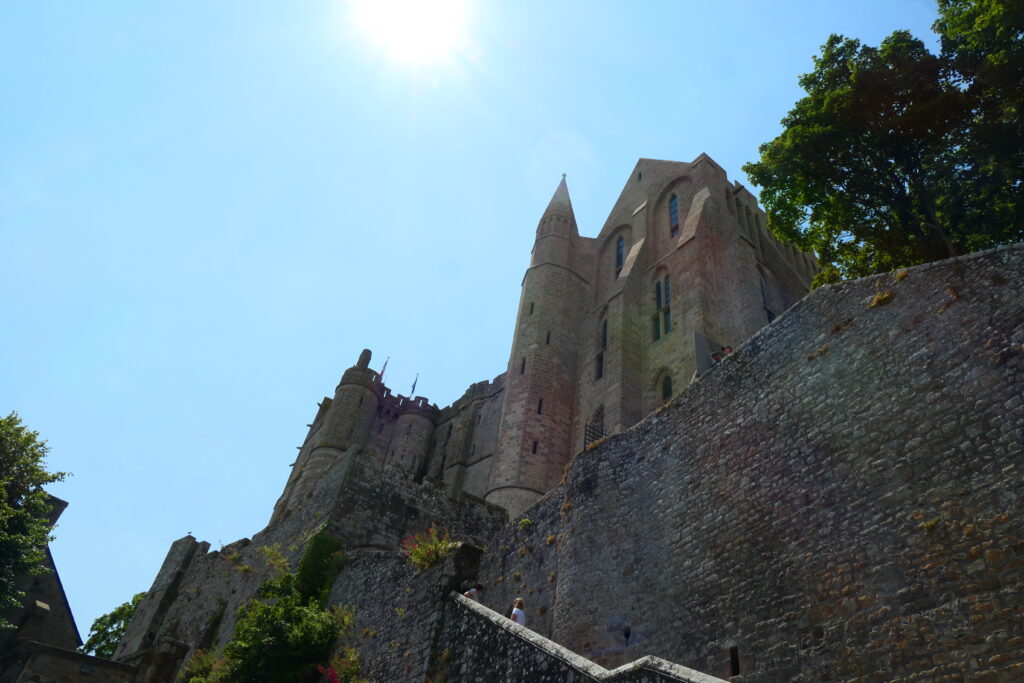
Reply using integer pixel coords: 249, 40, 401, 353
319, 349, 381, 449
485, 176, 590, 515
388, 396, 436, 474
270, 349, 381, 524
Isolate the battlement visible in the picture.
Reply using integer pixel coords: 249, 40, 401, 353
437, 373, 506, 422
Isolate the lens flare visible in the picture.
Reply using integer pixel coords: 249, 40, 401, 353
350, 0, 469, 67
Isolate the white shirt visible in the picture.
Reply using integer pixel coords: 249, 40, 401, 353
511, 607, 526, 626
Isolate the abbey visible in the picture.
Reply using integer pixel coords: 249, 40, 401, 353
273, 154, 816, 521
99, 157, 1022, 683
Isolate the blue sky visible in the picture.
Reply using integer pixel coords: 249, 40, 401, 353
2, 1, 941, 638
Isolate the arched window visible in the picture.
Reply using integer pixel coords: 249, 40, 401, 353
669, 194, 680, 237
661, 374, 673, 401
615, 236, 625, 277
651, 273, 672, 341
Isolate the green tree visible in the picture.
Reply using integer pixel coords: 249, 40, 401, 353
0, 412, 67, 629
744, 1, 1024, 286
80, 592, 146, 658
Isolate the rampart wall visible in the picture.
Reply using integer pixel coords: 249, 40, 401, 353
116, 449, 507, 679
470, 245, 1024, 682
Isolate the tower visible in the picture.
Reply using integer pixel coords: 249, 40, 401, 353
485, 176, 591, 516
269, 349, 380, 523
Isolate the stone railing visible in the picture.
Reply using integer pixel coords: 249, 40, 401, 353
439, 592, 728, 682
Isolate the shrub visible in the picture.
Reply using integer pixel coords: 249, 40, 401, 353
179, 648, 229, 682
296, 531, 346, 603
517, 518, 533, 532
400, 527, 460, 570
179, 533, 358, 683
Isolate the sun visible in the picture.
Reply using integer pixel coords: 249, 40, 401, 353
350, 0, 470, 67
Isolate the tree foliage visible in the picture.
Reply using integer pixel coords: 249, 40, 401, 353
744, 0, 1024, 285
80, 592, 146, 658
0, 412, 67, 629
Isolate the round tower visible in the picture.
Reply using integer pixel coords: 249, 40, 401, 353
389, 397, 436, 474
316, 349, 381, 450
270, 349, 380, 524
485, 176, 588, 515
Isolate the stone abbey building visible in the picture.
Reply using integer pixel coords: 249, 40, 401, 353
11, 155, 1020, 683
274, 154, 816, 521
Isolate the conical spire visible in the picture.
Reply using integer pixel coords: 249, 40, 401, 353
543, 173, 575, 219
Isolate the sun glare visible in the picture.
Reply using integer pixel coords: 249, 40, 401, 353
350, 0, 469, 67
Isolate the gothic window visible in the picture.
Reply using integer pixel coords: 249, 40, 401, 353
651, 274, 672, 341
669, 194, 680, 237
615, 236, 624, 277
661, 374, 673, 401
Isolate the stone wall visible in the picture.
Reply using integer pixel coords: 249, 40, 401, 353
470, 245, 1024, 681
431, 375, 507, 500
436, 593, 727, 683
116, 448, 506, 680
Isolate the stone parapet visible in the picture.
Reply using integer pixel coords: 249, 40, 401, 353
437, 593, 727, 682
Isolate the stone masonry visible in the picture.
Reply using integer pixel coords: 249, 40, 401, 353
114, 156, 1021, 682
472, 244, 1024, 681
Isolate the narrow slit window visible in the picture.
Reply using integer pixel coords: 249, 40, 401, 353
532, 441, 538, 454
669, 194, 680, 237
546, 331, 551, 344
729, 647, 740, 676
520, 357, 526, 374
652, 273, 672, 340
529, 302, 535, 315
537, 399, 543, 414
662, 375, 673, 401
615, 236, 624, 277
601, 320, 608, 349
595, 352, 604, 380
